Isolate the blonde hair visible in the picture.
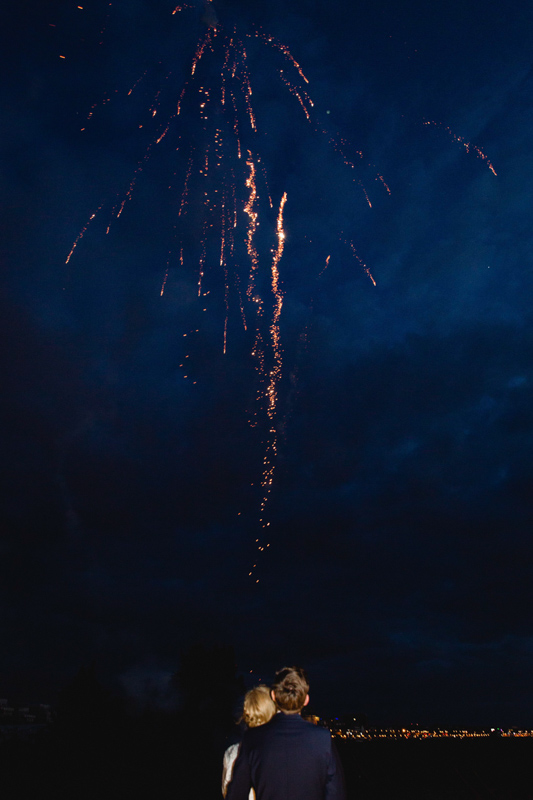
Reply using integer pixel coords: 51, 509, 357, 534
242, 685, 277, 728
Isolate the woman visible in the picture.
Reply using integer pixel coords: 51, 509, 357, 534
222, 685, 277, 799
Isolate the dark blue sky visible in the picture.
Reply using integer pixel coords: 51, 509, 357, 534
2, 0, 533, 727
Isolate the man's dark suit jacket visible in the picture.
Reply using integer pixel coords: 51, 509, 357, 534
225, 712, 346, 800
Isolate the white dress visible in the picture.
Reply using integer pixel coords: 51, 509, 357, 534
222, 743, 255, 800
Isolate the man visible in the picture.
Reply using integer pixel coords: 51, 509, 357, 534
226, 666, 346, 800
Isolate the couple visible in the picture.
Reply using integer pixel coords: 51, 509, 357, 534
223, 666, 346, 800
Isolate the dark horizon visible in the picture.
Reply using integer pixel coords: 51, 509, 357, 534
1, 656, 530, 733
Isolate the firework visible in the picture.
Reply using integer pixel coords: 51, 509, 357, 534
66, 2, 395, 578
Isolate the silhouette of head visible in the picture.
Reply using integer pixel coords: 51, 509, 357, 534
271, 666, 310, 714
242, 685, 277, 728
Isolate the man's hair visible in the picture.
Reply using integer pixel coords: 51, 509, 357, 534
242, 685, 277, 728
271, 666, 309, 713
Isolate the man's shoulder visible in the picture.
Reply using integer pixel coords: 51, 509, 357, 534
286, 714, 332, 734
300, 718, 333, 740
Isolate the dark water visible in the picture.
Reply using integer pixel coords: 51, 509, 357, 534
1, 725, 533, 799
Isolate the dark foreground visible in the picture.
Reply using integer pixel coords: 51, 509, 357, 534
337, 737, 533, 799
2, 724, 533, 799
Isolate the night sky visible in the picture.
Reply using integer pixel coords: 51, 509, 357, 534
3, 0, 533, 728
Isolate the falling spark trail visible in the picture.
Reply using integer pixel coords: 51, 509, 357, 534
191, 30, 213, 76
244, 155, 260, 299
359, 181, 372, 208
376, 173, 391, 194
249, 192, 288, 576
424, 120, 497, 175
128, 70, 149, 96
278, 71, 313, 121
252, 29, 309, 84
221, 198, 229, 354
346, 239, 376, 286
179, 155, 194, 216
267, 192, 287, 421
318, 254, 331, 277
66, 205, 104, 263
161, 266, 170, 296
